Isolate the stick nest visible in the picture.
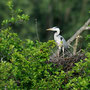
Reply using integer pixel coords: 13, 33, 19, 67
48, 50, 86, 72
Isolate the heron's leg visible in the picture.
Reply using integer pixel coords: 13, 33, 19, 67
57, 47, 61, 57
57, 49, 59, 57
62, 47, 64, 57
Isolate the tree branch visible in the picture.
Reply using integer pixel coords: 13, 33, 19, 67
67, 19, 90, 44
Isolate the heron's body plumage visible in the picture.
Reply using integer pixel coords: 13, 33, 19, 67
54, 35, 68, 49
53, 27, 68, 49
47, 27, 68, 57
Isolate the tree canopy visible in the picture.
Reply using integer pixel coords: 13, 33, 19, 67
0, 0, 89, 41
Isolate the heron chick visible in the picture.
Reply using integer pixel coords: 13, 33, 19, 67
47, 27, 68, 57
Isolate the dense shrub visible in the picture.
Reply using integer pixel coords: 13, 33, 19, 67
65, 53, 90, 90
0, 28, 64, 89
0, 27, 90, 90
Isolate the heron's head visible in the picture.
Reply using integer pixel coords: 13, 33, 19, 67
46, 27, 60, 32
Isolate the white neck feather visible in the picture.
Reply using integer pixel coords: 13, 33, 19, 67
54, 29, 60, 40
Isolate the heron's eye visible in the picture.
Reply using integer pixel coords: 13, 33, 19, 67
53, 27, 56, 29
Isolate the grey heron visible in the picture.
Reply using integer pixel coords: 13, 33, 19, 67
47, 27, 68, 57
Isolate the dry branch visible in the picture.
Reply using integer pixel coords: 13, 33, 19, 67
73, 35, 82, 55
67, 19, 90, 44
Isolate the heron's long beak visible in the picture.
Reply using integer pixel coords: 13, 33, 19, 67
46, 28, 53, 31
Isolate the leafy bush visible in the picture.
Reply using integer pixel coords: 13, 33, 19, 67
0, 28, 65, 89
0, 27, 90, 90
65, 52, 90, 90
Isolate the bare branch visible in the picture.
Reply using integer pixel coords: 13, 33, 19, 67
67, 19, 90, 44
73, 35, 82, 55
85, 26, 90, 30
35, 19, 40, 42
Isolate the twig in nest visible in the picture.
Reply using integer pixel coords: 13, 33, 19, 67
73, 35, 82, 55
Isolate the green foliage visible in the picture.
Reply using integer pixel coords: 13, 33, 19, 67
1, 0, 29, 28
0, 28, 65, 89
65, 53, 90, 90
64, 35, 90, 90
0, 27, 90, 90
85, 34, 90, 51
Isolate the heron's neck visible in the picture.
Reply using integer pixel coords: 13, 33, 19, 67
54, 30, 60, 39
